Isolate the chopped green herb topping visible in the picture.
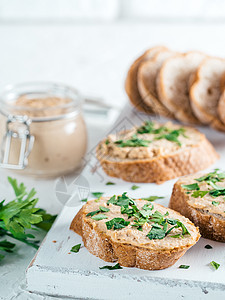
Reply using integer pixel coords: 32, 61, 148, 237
205, 244, 213, 249
114, 138, 151, 147
86, 206, 110, 217
106, 182, 115, 185
105, 218, 130, 230
92, 214, 108, 221
137, 121, 187, 147
141, 196, 164, 202
195, 169, 225, 183
210, 261, 220, 270
191, 190, 208, 198
179, 265, 190, 269
131, 185, 140, 190
92, 192, 104, 198
105, 193, 190, 239
212, 201, 220, 206
71, 244, 81, 253
181, 183, 200, 191
99, 263, 122, 270
105, 139, 109, 145
81, 198, 88, 202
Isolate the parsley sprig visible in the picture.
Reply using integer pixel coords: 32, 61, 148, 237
0, 177, 57, 262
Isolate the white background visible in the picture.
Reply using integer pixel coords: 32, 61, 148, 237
0, 1, 225, 299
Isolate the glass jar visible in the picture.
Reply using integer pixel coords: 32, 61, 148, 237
0, 82, 87, 178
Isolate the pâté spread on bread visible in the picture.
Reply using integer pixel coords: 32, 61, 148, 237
96, 121, 218, 183
170, 169, 225, 242
70, 193, 200, 270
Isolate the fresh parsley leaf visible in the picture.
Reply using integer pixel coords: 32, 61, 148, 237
137, 121, 155, 134
142, 196, 164, 202
179, 265, 190, 269
86, 210, 101, 217
205, 244, 213, 249
212, 201, 220, 206
105, 218, 130, 230
209, 189, 225, 197
191, 190, 208, 198
114, 137, 151, 147
210, 261, 220, 270
0, 240, 15, 253
34, 209, 57, 232
105, 139, 109, 145
106, 182, 115, 185
170, 234, 181, 238
208, 181, 225, 191
92, 214, 108, 221
92, 192, 104, 198
107, 195, 117, 205
131, 185, 140, 190
181, 183, 200, 191
71, 244, 81, 253
99, 206, 110, 212
99, 263, 122, 270
147, 224, 166, 240
81, 198, 88, 202
86, 206, 110, 217
196, 169, 225, 183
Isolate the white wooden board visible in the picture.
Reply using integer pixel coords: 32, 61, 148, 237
26, 103, 225, 299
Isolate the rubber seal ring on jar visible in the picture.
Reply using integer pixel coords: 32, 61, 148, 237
0, 114, 35, 169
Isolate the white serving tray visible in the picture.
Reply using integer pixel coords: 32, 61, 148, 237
26, 103, 225, 299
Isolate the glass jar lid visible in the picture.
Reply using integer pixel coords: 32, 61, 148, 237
0, 82, 83, 122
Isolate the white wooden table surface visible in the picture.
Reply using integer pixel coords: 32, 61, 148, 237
1, 21, 225, 299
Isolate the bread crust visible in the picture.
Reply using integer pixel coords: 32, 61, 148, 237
125, 46, 167, 113
96, 136, 219, 184
70, 201, 200, 270
169, 182, 225, 242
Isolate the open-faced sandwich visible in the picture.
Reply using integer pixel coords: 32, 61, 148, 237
70, 193, 200, 270
169, 169, 225, 242
96, 121, 218, 183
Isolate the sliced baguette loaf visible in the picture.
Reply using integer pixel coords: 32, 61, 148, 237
169, 169, 225, 242
157, 52, 206, 124
96, 121, 218, 184
217, 72, 225, 125
125, 46, 168, 113
190, 57, 225, 130
138, 50, 176, 117
70, 195, 200, 270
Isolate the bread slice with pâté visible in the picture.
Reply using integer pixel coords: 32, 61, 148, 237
125, 46, 168, 113
70, 193, 200, 270
169, 169, 225, 242
96, 121, 219, 184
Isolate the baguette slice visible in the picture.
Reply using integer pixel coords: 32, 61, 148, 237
190, 57, 225, 130
217, 72, 225, 125
125, 46, 168, 113
157, 52, 207, 124
70, 196, 200, 270
169, 170, 225, 242
96, 121, 218, 184
138, 50, 176, 117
